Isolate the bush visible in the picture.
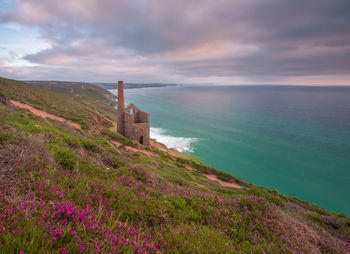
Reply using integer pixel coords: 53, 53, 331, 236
119, 138, 134, 146
247, 187, 282, 205
175, 162, 184, 168
175, 157, 187, 164
191, 161, 210, 173
216, 171, 232, 182
64, 137, 80, 148
112, 159, 124, 169
78, 158, 104, 176
101, 129, 120, 139
125, 199, 173, 226
128, 166, 149, 183
81, 140, 99, 152
52, 145, 76, 170
0, 131, 15, 144
160, 153, 171, 160
95, 138, 109, 147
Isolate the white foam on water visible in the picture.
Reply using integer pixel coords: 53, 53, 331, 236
150, 127, 198, 153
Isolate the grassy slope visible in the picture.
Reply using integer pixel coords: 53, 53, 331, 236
0, 77, 349, 253
0, 77, 116, 130
25, 80, 117, 107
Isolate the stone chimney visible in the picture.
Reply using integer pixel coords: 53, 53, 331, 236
117, 81, 125, 135
116, 80, 150, 145
118, 80, 124, 107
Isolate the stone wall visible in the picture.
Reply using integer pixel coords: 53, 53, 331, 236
120, 104, 150, 145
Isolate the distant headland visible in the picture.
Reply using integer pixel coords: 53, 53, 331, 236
25, 80, 177, 90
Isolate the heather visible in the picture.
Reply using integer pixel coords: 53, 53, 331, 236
1, 78, 350, 253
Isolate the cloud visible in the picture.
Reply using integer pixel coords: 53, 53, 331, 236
1, 0, 350, 83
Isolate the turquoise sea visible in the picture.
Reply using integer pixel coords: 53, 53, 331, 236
110, 86, 350, 216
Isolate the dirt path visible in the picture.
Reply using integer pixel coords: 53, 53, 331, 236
10, 100, 162, 158
185, 164, 194, 171
111, 140, 157, 157
204, 174, 242, 188
150, 141, 178, 156
10, 100, 81, 129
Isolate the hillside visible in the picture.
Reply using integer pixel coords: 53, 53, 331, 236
0, 77, 350, 253
25, 81, 117, 107
0, 78, 116, 130
25, 80, 176, 96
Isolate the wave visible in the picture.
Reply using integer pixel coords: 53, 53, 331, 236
150, 127, 198, 153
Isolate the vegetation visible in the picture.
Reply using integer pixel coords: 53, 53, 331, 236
51, 145, 77, 170
25, 80, 117, 107
0, 77, 349, 253
0, 77, 116, 130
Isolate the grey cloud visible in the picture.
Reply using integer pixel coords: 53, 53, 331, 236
168, 45, 350, 77
1, 0, 350, 82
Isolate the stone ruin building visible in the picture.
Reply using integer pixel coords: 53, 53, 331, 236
117, 81, 150, 145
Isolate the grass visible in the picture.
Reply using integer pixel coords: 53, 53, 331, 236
0, 78, 350, 253
0, 77, 116, 130
26, 80, 117, 106
51, 145, 77, 170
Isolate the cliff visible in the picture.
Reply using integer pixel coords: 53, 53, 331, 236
0, 77, 349, 253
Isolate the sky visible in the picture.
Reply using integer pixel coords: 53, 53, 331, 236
0, 0, 350, 85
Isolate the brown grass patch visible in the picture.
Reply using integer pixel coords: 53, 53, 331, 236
0, 132, 52, 203
277, 210, 350, 253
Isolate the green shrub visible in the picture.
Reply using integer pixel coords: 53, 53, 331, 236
305, 212, 323, 225
175, 157, 187, 164
95, 138, 109, 147
247, 187, 282, 205
125, 199, 173, 226
0, 219, 52, 253
129, 166, 148, 183
153, 149, 163, 155
191, 161, 210, 173
160, 153, 171, 160
81, 140, 99, 152
175, 162, 184, 168
64, 137, 80, 148
160, 224, 233, 253
52, 145, 77, 170
101, 129, 134, 146
216, 171, 232, 182
112, 158, 124, 168
101, 129, 120, 139
131, 152, 141, 157
119, 139, 134, 146
170, 177, 188, 186
78, 158, 104, 176
0, 105, 6, 113
0, 131, 15, 144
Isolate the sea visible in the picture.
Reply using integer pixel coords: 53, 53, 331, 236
109, 85, 350, 216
